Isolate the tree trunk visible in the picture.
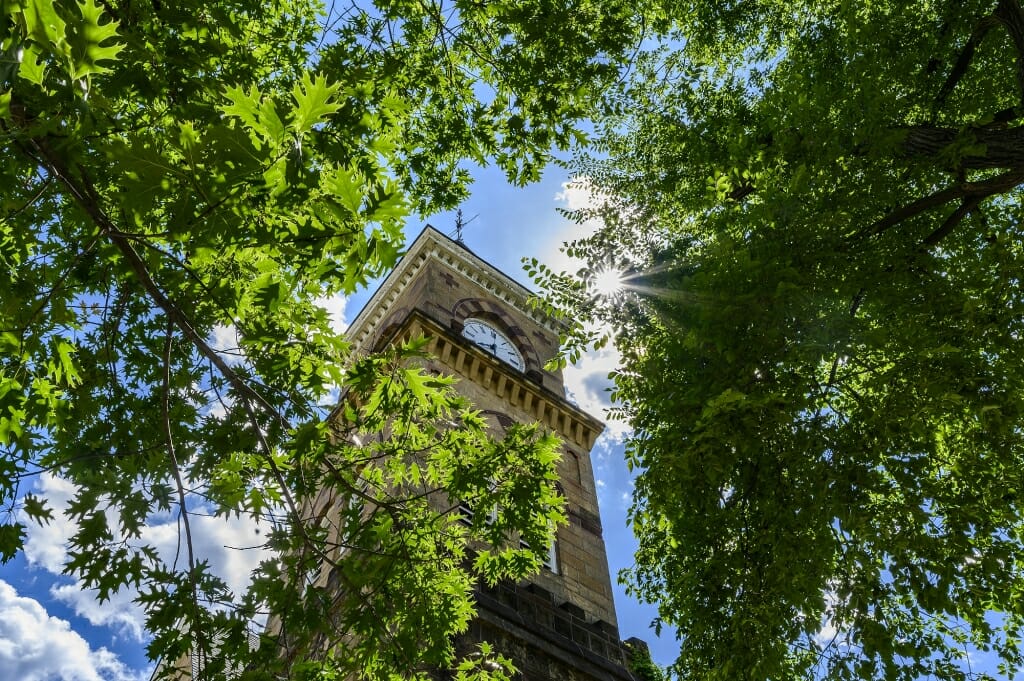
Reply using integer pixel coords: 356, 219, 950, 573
902, 124, 1024, 170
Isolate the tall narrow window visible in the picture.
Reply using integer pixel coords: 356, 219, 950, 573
456, 498, 496, 526
520, 535, 559, 574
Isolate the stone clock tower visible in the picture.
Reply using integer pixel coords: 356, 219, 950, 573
346, 227, 637, 681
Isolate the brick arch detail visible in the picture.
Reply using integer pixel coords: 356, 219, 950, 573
563, 449, 582, 484
451, 298, 541, 372
480, 409, 516, 432
370, 306, 411, 350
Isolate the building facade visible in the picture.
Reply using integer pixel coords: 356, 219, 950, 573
345, 227, 637, 681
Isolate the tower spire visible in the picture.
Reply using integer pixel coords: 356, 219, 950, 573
455, 209, 465, 243
452, 209, 478, 244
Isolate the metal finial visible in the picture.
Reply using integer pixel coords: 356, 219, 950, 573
455, 209, 465, 243
452, 210, 478, 244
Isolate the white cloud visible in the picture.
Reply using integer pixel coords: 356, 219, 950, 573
207, 392, 233, 420
21, 475, 154, 641
542, 178, 634, 444
312, 294, 349, 405
0, 580, 147, 681
23, 474, 78, 574
22, 475, 269, 644
314, 294, 349, 334
539, 179, 605, 277
209, 324, 246, 366
206, 295, 347, 374
554, 177, 604, 213
562, 346, 630, 443
140, 512, 267, 599
49, 584, 145, 642
185, 380, 232, 421
813, 586, 853, 650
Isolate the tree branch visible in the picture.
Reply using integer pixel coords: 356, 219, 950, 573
935, 16, 999, 112
901, 124, 1024, 170
922, 194, 984, 246
19, 233, 101, 348
937, 1, 1024, 112
7, 172, 52, 218
162, 320, 206, 676
24, 132, 286, 428
995, 0, 1024, 105
867, 169, 1024, 238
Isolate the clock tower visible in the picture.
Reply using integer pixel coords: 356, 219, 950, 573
346, 227, 637, 680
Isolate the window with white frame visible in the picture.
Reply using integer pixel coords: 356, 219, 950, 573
519, 534, 559, 574
456, 498, 497, 526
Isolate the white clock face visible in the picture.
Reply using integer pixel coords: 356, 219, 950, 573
462, 318, 524, 370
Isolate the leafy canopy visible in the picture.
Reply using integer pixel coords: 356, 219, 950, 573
537, 1, 1024, 680
0, 0, 644, 677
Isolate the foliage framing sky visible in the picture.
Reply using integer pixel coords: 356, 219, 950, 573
0, 164, 673, 680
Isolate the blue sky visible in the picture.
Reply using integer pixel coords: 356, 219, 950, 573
0, 163, 679, 680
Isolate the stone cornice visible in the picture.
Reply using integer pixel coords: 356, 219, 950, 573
385, 310, 605, 451
347, 226, 567, 352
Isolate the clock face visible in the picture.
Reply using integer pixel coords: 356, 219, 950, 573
461, 318, 524, 370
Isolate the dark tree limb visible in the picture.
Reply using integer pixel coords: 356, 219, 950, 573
935, 16, 999, 111
161, 320, 207, 678
936, 0, 1024, 113
990, 105, 1022, 125
995, 0, 1024, 103
728, 183, 756, 202
20, 126, 400, 676
922, 194, 984, 246
868, 168, 1024, 238
6, 172, 52, 218
901, 124, 1024, 170
23, 133, 285, 426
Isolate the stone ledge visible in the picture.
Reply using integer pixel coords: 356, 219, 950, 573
469, 581, 637, 681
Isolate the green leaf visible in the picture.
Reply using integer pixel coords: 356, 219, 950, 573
0, 0, 649, 675
222, 84, 262, 132
17, 43, 48, 86
0, 522, 25, 564
290, 72, 341, 134
55, 340, 79, 386
404, 368, 431, 405
69, 0, 124, 80
23, 0, 68, 54
322, 166, 364, 215
365, 181, 407, 224
177, 121, 200, 159
531, 2, 1024, 677
22, 493, 55, 524
252, 273, 285, 313
223, 85, 286, 147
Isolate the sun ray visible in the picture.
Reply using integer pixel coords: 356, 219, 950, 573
593, 268, 625, 297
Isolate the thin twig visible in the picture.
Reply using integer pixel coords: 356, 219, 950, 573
162, 320, 205, 674
26, 133, 286, 426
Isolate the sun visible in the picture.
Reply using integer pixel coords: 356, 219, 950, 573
592, 268, 625, 297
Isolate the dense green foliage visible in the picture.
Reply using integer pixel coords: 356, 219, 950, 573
537, 1, 1024, 680
625, 638, 667, 681
0, 0, 643, 677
